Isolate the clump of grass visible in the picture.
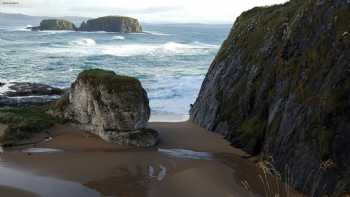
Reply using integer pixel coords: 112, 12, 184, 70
0, 106, 63, 145
240, 161, 302, 197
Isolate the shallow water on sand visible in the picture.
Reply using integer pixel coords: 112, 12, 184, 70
0, 163, 100, 197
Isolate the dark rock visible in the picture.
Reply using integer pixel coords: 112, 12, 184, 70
0, 82, 64, 107
78, 16, 142, 33
4, 82, 64, 97
190, 0, 350, 196
51, 69, 157, 147
31, 19, 77, 31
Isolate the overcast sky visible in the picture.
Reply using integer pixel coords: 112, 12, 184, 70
0, 0, 288, 23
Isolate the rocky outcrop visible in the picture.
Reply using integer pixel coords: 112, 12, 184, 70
0, 82, 64, 107
51, 69, 157, 147
78, 16, 142, 33
190, 0, 349, 196
31, 19, 77, 31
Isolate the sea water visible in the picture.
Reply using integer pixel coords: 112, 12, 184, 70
0, 24, 230, 121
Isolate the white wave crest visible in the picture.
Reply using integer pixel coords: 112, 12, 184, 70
70, 38, 96, 46
40, 30, 74, 35
42, 41, 218, 57
0, 80, 16, 95
112, 36, 125, 40
102, 41, 219, 57
144, 31, 171, 36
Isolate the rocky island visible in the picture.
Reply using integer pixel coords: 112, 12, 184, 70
190, 0, 349, 196
29, 16, 143, 33
78, 16, 142, 33
30, 19, 77, 31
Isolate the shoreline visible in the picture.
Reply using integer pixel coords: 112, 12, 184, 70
0, 121, 304, 197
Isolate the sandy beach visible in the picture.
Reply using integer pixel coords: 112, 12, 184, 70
0, 121, 303, 197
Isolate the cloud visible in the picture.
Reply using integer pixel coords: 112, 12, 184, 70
0, 0, 289, 23
68, 5, 183, 15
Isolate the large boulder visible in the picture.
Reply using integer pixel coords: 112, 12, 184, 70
31, 19, 77, 31
52, 69, 157, 147
190, 0, 349, 196
78, 16, 142, 33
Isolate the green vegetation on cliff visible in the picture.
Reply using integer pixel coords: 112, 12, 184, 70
0, 106, 63, 146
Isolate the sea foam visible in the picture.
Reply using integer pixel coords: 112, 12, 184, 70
112, 36, 125, 40
101, 41, 219, 57
70, 38, 97, 46
144, 31, 171, 36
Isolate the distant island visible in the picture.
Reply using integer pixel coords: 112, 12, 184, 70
29, 16, 143, 33
30, 19, 77, 31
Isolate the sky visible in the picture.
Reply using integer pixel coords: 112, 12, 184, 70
0, 0, 289, 23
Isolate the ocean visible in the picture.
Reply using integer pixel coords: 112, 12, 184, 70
0, 23, 230, 121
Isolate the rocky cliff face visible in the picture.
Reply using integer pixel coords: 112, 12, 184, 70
190, 0, 349, 196
31, 19, 77, 31
78, 16, 142, 33
52, 69, 157, 147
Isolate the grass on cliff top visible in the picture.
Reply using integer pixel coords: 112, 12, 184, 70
89, 16, 138, 22
78, 69, 141, 91
0, 106, 62, 145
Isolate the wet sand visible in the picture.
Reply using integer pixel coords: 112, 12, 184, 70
0, 186, 39, 197
0, 121, 304, 197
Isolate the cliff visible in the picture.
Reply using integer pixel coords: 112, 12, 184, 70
190, 0, 349, 196
31, 19, 77, 31
78, 16, 142, 33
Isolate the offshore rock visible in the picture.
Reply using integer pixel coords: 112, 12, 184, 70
31, 19, 77, 31
78, 16, 142, 33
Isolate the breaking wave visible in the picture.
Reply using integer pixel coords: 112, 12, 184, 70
43, 41, 219, 57
70, 38, 96, 46
112, 36, 125, 40
101, 41, 219, 57
144, 31, 172, 36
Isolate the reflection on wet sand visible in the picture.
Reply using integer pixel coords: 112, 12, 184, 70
0, 185, 38, 197
0, 122, 304, 197
0, 165, 99, 197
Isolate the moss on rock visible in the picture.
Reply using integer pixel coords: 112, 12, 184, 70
77, 69, 142, 93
